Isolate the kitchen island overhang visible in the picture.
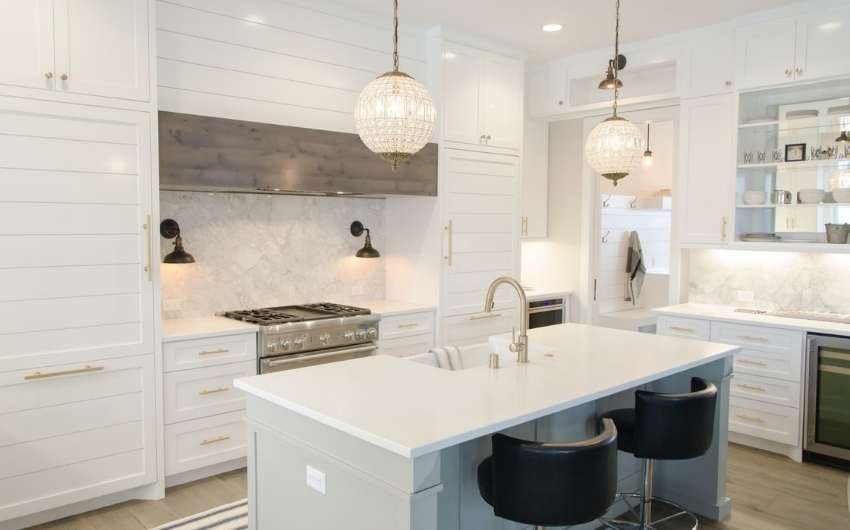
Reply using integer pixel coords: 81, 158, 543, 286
235, 323, 739, 530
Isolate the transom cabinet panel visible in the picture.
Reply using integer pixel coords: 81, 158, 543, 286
442, 43, 523, 150
0, 0, 150, 101
0, 96, 155, 372
678, 94, 736, 245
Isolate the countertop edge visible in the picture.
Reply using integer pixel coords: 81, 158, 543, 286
653, 304, 850, 336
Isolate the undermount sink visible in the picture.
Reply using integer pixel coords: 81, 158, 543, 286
407, 334, 558, 371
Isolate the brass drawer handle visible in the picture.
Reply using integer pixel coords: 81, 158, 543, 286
470, 312, 502, 321
199, 348, 229, 356
669, 326, 696, 333
397, 323, 419, 329
200, 435, 231, 446
25, 365, 105, 381
736, 414, 766, 425
199, 387, 230, 396
737, 359, 768, 367
737, 383, 767, 393
737, 335, 769, 343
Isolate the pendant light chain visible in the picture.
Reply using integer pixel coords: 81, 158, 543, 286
392, 0, 400, 72
612, 0, 621, 117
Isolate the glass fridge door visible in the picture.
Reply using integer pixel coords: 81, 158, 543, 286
815, 346, 850, 450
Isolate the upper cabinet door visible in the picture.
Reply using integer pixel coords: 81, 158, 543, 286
442, 44, 482, 146
479, 54, 523, 150
735, 18, 797, 89
795, 6, 850, 82
679, 94, 735, 245
521, 118, 548, 238
685, 27, 735, 98
0, 0, 55, 90
53, 0, 150, 101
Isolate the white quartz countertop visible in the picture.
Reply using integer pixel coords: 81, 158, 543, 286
235, 323, 736, 458
351, 299, 435, 317
655, 303, 850, 337
522, 285, 571, 301
163, 316, 259, 342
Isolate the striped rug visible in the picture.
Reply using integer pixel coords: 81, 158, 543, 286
153, 499, 248, 530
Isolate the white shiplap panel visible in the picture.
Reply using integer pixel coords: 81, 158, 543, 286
0, 235, 139, 268
0, 203, 139, 235
0, 265, 139, 302
450, 233, 513, 253
448, 251, 514, 274
0, 294, 141, 335
0, 169, 139, 204
450, 213, 514, 234
446, 193, 514, 214
0, 135, 137, 174
0, 109, 137, 145
157, 58, 357, 114
445, 270, 516, 294
443, 173, 514, 195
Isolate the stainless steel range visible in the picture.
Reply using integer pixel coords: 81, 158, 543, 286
221, 303, 379, 374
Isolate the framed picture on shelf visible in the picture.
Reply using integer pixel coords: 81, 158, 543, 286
785, 143, 806, 162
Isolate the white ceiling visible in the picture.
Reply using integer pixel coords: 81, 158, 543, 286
331, 0, 797, 60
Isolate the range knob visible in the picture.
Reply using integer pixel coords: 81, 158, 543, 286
355, 329, 367, 340
266, 342, 277, 353
366, 327, 378, 339
279, 339, 291, 352
319, 333, 331, 345
343, 331, 355, 341
293, 336, 306, 349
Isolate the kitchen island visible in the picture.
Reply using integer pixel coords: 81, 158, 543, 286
234, 323, 738, 530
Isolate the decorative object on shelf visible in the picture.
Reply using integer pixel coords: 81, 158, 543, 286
772, 149, 783, 162
798, 188, 826, 204
642, 122, 654, 167
785, 143, 807, 162
772, 189, 793, 205
825, 223, 850, 244
160, 219, 195, 264
598, 54, 626, 90
829, 99, 850, 143
757, 151, 766, 163
832, 188, 850, 203
740, 233, 782, 242
584, 0, 643, 187
353, 0, 435, 170
742, 191, 767, 205
350, 221, 380, 258
743, 151, 754, 164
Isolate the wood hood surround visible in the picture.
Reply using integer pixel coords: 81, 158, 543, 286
158, 112, 438, 197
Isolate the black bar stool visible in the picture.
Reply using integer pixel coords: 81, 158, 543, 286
477, 418, 619, 530
605, 377, 718, 530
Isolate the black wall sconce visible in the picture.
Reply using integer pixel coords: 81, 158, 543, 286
350, 221, 380, 258
160, 218, 195, 264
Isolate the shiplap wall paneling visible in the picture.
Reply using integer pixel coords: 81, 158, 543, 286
0, 96, 155, 372
156, 0, 427, 133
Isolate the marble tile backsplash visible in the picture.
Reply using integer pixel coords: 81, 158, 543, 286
159, 191, 385, 319
688, 249, 850, 313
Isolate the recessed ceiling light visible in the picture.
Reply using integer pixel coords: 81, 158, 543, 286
542, 23, 563, 33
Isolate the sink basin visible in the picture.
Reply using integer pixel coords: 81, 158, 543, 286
405, 334, 558, 371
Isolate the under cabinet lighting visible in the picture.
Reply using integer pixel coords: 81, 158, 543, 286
542, 23, 563, 32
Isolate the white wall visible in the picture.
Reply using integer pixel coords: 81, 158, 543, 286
156, 0, 428, 133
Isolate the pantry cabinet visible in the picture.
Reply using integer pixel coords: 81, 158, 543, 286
442, 42, 523, 150
0, 0, 150, 102
521, 118, 549, 238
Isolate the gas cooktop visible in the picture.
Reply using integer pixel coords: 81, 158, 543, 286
221, 302, 370, 326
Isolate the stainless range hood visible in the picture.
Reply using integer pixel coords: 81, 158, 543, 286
158, 112, 437, 197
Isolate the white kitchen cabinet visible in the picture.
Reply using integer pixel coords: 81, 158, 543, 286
735, 18, 798, 89
684, 26, 735, 98
521, 118, 548, 239
442, 42, 523, 150
0, 0, 150, 102
678, 94, 735, 245
377, 310, 436, 358
795, 6, 850, 83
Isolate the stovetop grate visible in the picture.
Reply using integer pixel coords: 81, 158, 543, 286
221, 303, 370, 325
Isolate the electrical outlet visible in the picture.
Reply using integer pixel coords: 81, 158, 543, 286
351, 285, 365, 296
736, 290, 755, 303
306, 465, 326, 494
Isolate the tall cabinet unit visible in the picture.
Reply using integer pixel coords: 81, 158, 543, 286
437, 38, 524, 347
0, 1, 160, 527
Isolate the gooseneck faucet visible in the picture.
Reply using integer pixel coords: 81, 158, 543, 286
484, 277, 529, 363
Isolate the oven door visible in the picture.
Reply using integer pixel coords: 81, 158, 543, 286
260, 343, 377, 374
805, 334, 850, 461
528, 298, 566, 329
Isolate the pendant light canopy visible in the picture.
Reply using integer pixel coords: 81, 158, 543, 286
354, 0, 435, 169
585, 0, 644, 186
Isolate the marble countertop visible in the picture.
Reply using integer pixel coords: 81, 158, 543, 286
234, 323, 737, 458
348, 299, 435, 317
655, 303, 850, 336
162, 316, 259, 342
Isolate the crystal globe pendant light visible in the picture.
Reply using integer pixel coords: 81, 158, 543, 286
585, 0, 644, 186
354, 0, 435, 170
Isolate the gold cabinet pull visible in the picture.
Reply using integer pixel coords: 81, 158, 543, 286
737, 335, 769, 343
670, 326, 695, 333
737, 383, 767, 393
198, 348, 229, 356
445, 220, 453, 266
736, 414, 766, 424
721, 216, 728, 241
143, 214, 152, 282
199, 387, 230, 396
470, 312, 502, 321
737, 358, 768, 367
25, 365, 105, 381
200, 435, 231, 446
397, 323, 419, 329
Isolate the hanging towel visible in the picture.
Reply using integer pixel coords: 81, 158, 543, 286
626, 230, 646, 304
430, 346, 464, 371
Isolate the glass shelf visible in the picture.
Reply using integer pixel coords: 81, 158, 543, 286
738, 159, 850, 170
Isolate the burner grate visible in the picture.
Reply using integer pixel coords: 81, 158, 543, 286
221, 303, 370, 325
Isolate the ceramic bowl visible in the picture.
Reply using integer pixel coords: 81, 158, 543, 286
798, 189, 826, 204
832, 188, 850, 203
742, 191, 767, 205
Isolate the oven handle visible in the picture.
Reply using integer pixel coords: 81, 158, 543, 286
262, 344, 377, 367
528, 304, 565, 315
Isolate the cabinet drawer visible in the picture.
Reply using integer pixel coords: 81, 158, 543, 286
443, 310, 519, 347
731, 373, 801, 408
164, 333, 256, 372
377, 334, 435, 358
656, 316, 710, 340
711, 322, 803, 353
729, 397, 800, 446
379, 311, 435, 340
733, 347, 802, 382
165, 361, 255, 424
165, 412, 246, 477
